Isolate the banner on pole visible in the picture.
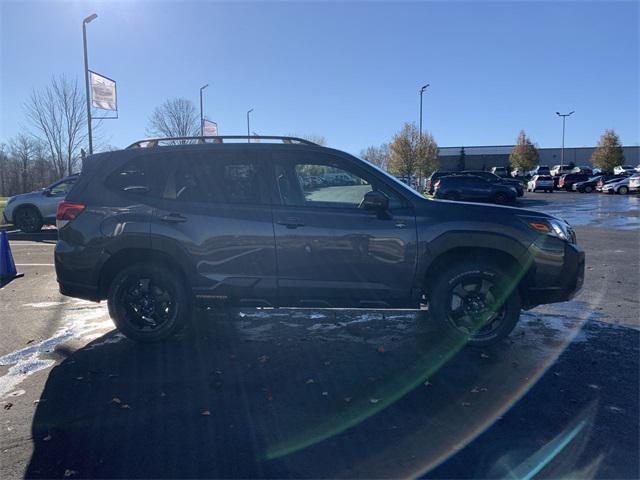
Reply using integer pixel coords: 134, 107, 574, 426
90, 71, 117, 111
203, 119, 218, 136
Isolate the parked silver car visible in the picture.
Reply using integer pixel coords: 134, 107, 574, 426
3, 174, 79, 232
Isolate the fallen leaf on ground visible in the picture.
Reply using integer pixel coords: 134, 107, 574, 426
120, 404, 130, 410
370, 398, 380, 404
344, 397, 352, 402
63, 470, 77, 477
258, 355, 269, 363
423, 380, 432, 387
201, 410, 211, 416
305, 378, 315, 384
480, 353, 489, 359
376, 345, 385, 354
323, 361, 331, 366
110, 397, 122, 404
43, 434, 52, 441
26, 339, 35, 344
322, 391, 328, 396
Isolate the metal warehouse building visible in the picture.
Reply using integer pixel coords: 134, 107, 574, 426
437, 145, 640, 171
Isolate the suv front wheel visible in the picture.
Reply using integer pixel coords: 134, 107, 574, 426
428, 260, 521, 346
107, 263, 190, 342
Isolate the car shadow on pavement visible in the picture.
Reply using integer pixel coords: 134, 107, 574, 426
25, 310, 639, 479
7, 229, 57, 243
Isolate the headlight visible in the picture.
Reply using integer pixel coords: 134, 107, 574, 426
522, 217, 575, 243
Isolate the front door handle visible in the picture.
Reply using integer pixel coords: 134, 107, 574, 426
277, 217, 305, 229
160, 213, 187, 223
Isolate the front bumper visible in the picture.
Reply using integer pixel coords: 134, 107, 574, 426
524, 241, 585, 307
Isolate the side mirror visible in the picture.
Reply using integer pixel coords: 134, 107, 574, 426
43, 188, 52, 197
362, 190, 389, 211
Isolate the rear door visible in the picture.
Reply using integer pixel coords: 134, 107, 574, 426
150, 147, 277, 305
270, 149, 418, 308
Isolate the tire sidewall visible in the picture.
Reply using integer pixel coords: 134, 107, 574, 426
107, 264, 190, 342
428, 261, 522, 347
14, 206, 43, 233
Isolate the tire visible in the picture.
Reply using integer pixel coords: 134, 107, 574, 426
493, 192, 509, 204
618, 186, 629, 195
584, 185, 593, 193
13, 206, 43, 233
428, 260, 522, 347
107, 263, 191, 342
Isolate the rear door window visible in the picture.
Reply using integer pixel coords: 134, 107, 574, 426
163, 149, 267, 205
105, 155, 165, 197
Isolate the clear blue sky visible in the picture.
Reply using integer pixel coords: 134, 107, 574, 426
1, 1, 638, 155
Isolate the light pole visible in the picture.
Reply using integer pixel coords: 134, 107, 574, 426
82, 13, 98, 159
556, 111, 575, 167
247, 109, 253, 143
419, 84, 429, 138
200, 84, 209, 136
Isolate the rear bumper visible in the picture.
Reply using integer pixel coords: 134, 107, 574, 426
58, 279, 101, 302
524, 242, 585, 307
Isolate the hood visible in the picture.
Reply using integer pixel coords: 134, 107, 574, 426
8, 190, 45, 202
422, 196, 556, 221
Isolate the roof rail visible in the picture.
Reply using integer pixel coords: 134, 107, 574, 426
126, 135, 317, 149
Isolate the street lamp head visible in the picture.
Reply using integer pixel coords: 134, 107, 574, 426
556, 112, 561, 115
84, 13, 98, 24
248, 108, 254, 114
201, 84, 209, 91
569, 110, 575, 115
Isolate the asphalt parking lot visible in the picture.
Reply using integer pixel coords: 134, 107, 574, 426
1, 193, 638, 479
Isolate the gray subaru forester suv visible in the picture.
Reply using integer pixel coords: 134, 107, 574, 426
55, 136, 584, 346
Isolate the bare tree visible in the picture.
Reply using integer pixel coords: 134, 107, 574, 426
10, 134, 38, 192
0, 143, 9, 196
146, 98, 200, 143
360, 143, 390, 170
287, 133, 327, 145
24, 76, 88, 177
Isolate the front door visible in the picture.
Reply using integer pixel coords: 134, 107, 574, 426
270, 149, 418, 308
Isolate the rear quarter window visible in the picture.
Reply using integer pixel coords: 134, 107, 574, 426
105, 155, 165, 197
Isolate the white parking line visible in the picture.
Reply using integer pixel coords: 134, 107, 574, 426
15, 263, 55, 266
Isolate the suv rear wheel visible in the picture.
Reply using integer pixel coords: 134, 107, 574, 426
493, 192, 509, 204
14, 206, 43, 233
428, 260, 521, 346
107, 263, 190, 342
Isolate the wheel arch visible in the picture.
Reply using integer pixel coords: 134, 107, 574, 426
98, 248, 191, 299
420, 243, 535, 301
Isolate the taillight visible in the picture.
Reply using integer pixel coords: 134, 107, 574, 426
56, 201, 85, 229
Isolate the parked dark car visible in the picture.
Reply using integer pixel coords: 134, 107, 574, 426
558, 173, 590, 191
573, 174, 620, 193
55, 135, 584, 347
433, 175, 518, 204
596, 175, 631, 192
457, 170, 524, 196
425, 171, 453, 194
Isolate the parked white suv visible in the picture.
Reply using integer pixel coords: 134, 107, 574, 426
550, 165, 574, 176
613, 165, 636, 175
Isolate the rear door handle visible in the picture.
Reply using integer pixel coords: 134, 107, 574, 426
277, 217, 305, 229
160, 213, 187, 223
